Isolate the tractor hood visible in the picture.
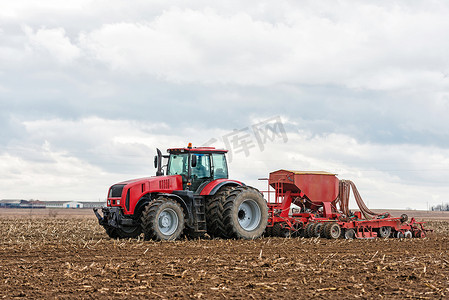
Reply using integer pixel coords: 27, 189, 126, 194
109, 175, 184, 199
116, 177, 154, 186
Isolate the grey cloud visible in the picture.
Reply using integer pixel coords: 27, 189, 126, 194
1, 1, 449, 207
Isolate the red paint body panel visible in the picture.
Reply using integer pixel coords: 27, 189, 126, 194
269, 170, 339, 203
108, 175, 183, 215
199, 179, 243, 196
168, 147, 228, 153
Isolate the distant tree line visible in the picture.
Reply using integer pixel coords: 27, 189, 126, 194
431, 203, 449, 211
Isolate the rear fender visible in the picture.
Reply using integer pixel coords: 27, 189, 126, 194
199, 179, 244, 196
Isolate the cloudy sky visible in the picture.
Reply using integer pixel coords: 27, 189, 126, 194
1, 1, 449, 209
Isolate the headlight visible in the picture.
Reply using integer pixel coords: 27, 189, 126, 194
107, 200, 111, 206
117, 200, 120, 205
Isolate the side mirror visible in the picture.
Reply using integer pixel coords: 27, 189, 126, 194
155, 148, 164, 176
191, 155, 197, 168
154, 156, 158, 169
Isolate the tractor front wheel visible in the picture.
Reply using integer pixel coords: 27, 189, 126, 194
105, 226, 141, 239
141, 197, 185, 241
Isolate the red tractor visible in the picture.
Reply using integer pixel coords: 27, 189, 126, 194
94, 144, 268, 241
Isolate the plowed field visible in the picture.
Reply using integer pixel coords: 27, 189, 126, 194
0, 210, 448, 299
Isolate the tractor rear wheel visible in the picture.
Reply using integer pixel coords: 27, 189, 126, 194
206, 186, 234, 238
141, 197, 185, 241
221, 186, 268, 239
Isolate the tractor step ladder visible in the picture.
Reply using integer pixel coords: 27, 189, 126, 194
193, 196, 207, 232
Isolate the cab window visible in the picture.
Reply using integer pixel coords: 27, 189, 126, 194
212, 153, 228, 179
191, 154, 211, 179
168, 154, 189, 176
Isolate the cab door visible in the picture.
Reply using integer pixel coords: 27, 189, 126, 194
190, 153, 212, 192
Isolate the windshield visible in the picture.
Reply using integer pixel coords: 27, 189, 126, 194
167, 153, 189, 176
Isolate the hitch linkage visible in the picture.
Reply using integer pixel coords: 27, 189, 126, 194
93, 208, 105, 225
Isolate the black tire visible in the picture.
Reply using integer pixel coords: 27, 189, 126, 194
344, 228, 356, 240
400, 214, 408, 223
105, 226, 141, 239
206, 186, 235, 238
326, 223, 341, 239
310, 223, 322, 238
282, 229, 292, 238
141, 197, 185, 241
321, 223, 333, 239
264, 226, 273, 237
378, 226, 391, 238
221, 186, 268, 239
105, 226, 119, 239
272, 223, 283, 237
305, 223, 314, 238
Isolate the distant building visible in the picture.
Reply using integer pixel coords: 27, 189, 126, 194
0, 199, 22, 208
1, 200, 106, 209
44, 201, 106, 209
82, 202, 106, 209
64, 201, 83, 209
0, 199, 45, 209
44, 201, 66, 208
45, 201, 83, 208
26, 200, 46, 208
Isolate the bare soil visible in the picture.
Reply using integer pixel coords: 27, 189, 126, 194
0, 209, 448, 299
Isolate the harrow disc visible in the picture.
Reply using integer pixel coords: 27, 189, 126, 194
396, 231, 405, 238
413, 230, 426, 238
344, 228, 356, 240
404, 231, 413, 238
378, 226, 391, 238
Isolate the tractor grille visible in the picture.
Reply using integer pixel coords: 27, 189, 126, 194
159, 179, 170, 190
109, 184, 125, 198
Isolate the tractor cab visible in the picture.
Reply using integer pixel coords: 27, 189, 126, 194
156, 144, 229, 192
